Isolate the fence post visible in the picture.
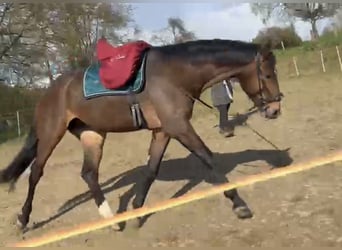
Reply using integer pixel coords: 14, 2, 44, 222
16, 110, 21, 137
320, 50, 326, 73
336, 45, 342, 72
293, 57, 300, 76
281, 41, 285, 51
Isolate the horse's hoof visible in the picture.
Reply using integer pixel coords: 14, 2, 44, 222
233, 206, 253, 219
10, 214, 29, 236
130, 218, 141, 229
219, 127, 235, 138
15, 214, 29, 233
122, 220, 140, 238
110, 223, 121, 231
124, 218, 140, 232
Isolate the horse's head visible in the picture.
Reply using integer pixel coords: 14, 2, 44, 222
238, 45, 283, 119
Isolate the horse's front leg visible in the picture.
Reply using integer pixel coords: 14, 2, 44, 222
166, 119, 253, 219
131, 129, 170, 227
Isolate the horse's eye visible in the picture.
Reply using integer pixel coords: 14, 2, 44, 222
265, 75, 271, 79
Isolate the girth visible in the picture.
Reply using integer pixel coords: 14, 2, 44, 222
127, 91, 146, 129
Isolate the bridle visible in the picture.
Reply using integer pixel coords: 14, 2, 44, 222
248, 52, 284, 109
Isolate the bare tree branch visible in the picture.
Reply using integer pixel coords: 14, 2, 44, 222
152, 16, 197, 45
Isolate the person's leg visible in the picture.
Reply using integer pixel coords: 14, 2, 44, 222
216, 103, 234, 137
217, 104, 228, 127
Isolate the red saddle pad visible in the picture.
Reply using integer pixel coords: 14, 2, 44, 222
96, 38, 151, 89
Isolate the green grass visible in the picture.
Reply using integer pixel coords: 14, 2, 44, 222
274, 31, 342, 78
0, 129, 20, 144
274, 45, 342, 78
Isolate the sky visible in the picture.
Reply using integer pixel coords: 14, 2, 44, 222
129, 3, 332, 43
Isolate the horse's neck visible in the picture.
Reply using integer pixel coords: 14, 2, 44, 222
200, 62, 253, 93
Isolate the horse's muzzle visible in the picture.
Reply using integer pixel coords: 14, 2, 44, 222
262, 101, 281, 119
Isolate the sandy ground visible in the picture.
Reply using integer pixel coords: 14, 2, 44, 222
0, 72, 342, 247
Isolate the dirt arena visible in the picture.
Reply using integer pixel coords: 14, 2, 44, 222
0, 72, 341, 247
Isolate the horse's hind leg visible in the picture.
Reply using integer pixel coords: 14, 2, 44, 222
166, 120, 253, 219
68, 120, 118, 230
17, 120, 67, 230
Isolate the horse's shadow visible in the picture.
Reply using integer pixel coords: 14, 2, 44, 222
30, 148, 293, 231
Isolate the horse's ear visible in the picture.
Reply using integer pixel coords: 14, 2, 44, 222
258, 41, 272, 60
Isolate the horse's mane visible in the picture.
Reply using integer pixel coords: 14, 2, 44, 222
152, 39, 262, 65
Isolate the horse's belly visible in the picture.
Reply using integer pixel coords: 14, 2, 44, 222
72, 97, 161, 132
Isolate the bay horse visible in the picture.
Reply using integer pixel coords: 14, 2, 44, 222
0, 39, 283, 231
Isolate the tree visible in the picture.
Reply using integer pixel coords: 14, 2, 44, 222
0, 3, 133, 87
284, 3, 342, 40
31, 3, 133, 70
0, 3, 47, 86
335, 9, 342, 29
250, 3, 293, 25
151, 17, 196, 45
167, 17, 196, 43
253, 26, 302, 49
250, 3, 342, 40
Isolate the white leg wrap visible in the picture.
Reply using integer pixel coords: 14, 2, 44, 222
98, 200, 113, 218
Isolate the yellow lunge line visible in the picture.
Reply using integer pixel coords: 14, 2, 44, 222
9, 150, 342, 247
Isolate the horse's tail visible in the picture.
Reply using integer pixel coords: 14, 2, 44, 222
0, 127, 38, 185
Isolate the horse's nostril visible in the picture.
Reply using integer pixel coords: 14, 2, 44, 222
272, 109, 280, 116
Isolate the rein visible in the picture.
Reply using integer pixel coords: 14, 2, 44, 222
185, 59, 255, 110
185, 94, 214, 109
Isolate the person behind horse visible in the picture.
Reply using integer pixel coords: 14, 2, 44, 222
211, 78, 236, 137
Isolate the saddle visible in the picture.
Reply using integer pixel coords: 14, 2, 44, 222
96, 38, 151, 90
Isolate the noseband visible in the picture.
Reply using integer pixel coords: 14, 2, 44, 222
249, 52, 283, 108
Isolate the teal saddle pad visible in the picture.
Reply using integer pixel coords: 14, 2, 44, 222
83, 54, 147, 99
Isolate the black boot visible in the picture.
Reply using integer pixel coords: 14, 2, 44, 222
217, 104, 235, 138
219, 124, 235, 137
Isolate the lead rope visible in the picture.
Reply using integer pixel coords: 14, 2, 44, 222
216, 106, 284, 152
243, 120, 282, 151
